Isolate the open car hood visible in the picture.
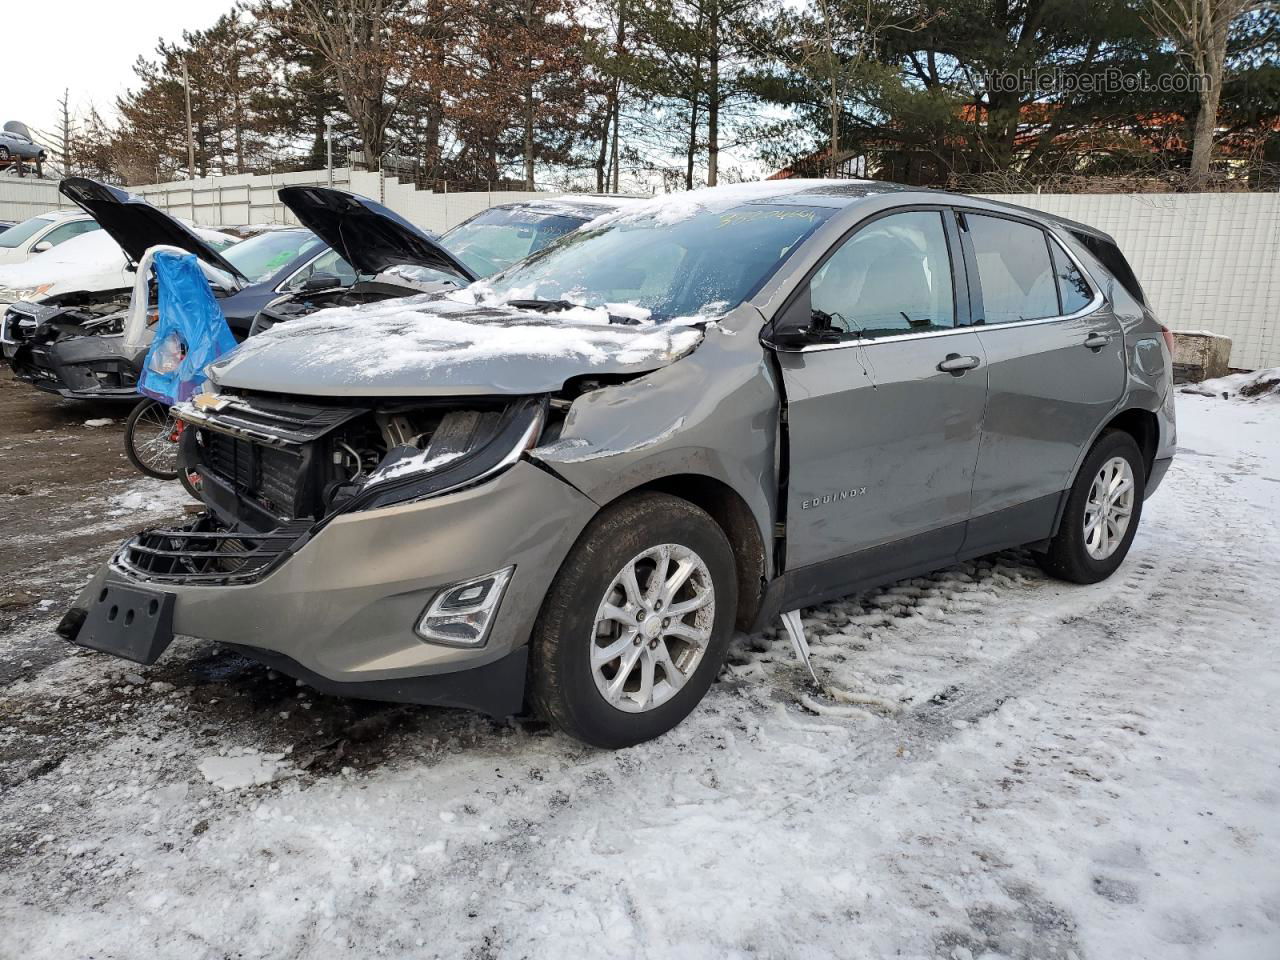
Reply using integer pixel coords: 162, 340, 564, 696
278, 186, 478, 285
59, 177, 248, 283
207, 296, 704, 397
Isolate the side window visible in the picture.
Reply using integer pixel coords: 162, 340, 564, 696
285, 248, 357, 291
809, 210, 955, 338
1050, 240, 1093, 314
967, 214, 1059, 324
39, 220, 100, 249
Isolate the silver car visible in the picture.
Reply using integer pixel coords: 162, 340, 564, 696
0, 121, 48, 162
64, 180, 1176, 748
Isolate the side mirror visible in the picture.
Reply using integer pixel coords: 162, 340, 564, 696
769, 286, 842, 348
301, 272, 341, 293
32, 241, 53, 254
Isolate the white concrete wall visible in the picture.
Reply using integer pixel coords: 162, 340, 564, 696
5, 172, 1275, 368
976, 192, 1280, 371
0, 177, 80, 221
130, 169, 361, 227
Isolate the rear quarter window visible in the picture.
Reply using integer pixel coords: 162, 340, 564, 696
1070, 231, 1146, 305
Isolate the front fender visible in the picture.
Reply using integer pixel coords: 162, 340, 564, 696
530, 322, 780, 575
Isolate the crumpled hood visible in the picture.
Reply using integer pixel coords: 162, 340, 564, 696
208, 295, 706, 397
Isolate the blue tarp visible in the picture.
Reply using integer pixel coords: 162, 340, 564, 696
138, 251, 237, 405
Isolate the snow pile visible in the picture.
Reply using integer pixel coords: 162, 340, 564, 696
105, 479, 193, 517
1182, 366, 1280, 400
223, 295, 705, 381
198, 750, 295, 792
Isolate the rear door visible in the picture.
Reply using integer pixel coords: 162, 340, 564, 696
957, 210, 1125, 552
774, 207, 988, 573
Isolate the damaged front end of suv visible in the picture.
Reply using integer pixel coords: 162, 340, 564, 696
61, 293, 714, 719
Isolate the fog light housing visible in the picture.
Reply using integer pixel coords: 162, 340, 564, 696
415, 566, 514, 647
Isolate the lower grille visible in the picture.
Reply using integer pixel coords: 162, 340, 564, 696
115, 513, 312, 585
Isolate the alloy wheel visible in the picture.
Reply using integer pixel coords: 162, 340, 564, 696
590, 543, 715, 713
1083, 455, 1135, 560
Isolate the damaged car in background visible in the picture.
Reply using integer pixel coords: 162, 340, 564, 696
0, 178, 467, 401
63, 180, 1176, 749
246, 191, 634, 335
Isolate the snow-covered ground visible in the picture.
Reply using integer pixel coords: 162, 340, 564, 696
1, 392, 1277, 959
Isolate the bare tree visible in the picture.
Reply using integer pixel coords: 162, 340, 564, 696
285, 0, 405, 170
785, 0, 929, 177
1144, 0, 1264, 180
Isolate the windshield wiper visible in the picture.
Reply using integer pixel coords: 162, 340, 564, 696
504, 298, 642, 326
504, 298, 579, 313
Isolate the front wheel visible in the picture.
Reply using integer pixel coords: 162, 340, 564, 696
124, 398, 181, 480
1036, 430, 1146, 584
529, 492, 738, 749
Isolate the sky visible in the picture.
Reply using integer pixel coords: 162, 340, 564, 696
3, 0, 771, 187
4, 0, 232, 139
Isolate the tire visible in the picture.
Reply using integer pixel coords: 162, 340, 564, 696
529, 492, 738, 749
0, 147, 9, 161
177, 426, 202, 499
1036, 429, 1146, 584
178, 465, 202, 499
124, 399, 180, 480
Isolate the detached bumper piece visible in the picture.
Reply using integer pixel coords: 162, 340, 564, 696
226, 643, 530, 718
58, 583, 176, 665
115, 512, 312, 585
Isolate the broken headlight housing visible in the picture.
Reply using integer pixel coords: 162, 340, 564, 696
337, 397, 547, 514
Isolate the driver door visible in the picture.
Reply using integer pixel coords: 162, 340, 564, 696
773, 207, 988, 577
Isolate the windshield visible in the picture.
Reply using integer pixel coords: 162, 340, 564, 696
221, 229, 325, 283
0, 216, 55, 249
483, 203, 833, 320
441, 207, 586, 277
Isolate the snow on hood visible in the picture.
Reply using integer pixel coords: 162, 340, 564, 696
208, 294, 707, 397
0, 225, 236, 299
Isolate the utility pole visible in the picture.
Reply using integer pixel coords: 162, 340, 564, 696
182, 58, 196, 181
326, 118, 334, 188
610, 0, 627, 193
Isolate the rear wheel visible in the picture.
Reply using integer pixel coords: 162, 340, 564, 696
0, 147, 9, 161
124, 398, 181, 480
1036, 430, 1145, 584
529, 492, 737, 749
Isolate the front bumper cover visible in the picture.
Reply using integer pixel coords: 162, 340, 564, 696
64, 460, 598, 716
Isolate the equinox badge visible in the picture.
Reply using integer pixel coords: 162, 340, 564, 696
801, 487, 867, 510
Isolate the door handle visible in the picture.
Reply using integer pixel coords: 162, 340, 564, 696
937, 353, 981, 375
1084, 332, 1112, 350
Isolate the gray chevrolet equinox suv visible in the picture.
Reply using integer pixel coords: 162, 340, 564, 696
63, 180, 1175, 749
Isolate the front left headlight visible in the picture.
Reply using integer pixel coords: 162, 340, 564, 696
0, 283, 52, 306
341, 397, 547, 514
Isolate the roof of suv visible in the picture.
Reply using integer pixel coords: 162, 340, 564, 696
638, 178, 1113, 243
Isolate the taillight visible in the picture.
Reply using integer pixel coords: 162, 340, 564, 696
1160, 325, 1176, 354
